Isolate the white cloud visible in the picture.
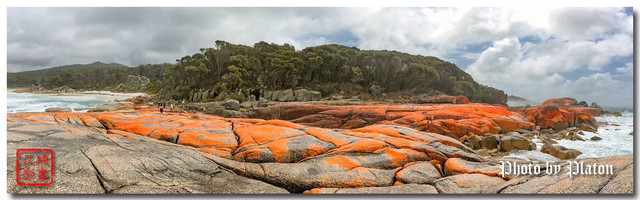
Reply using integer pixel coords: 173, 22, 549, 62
7, 7, 633, 106
462, 7, 632, 107
549, 7, 632, 40
616, 62, 633, 74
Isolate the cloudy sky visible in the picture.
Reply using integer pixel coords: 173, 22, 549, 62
7, 7, 634, 107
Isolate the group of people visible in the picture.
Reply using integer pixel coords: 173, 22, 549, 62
157, 102, 174, 114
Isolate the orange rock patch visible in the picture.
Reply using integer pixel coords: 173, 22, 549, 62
252, 103, 535, 141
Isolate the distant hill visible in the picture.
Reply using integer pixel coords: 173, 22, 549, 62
7, 62, 170, 90
45, 61, 128, 71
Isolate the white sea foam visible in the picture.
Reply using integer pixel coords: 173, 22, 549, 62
506, 110, 633, 161
7, 91, 144, 113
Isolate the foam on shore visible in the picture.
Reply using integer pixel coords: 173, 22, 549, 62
7, 91, 146, 113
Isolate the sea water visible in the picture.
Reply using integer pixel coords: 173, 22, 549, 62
506, 110, 634, 162
7, 91, 120, 113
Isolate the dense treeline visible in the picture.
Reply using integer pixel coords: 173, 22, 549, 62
150, 41, 507, 105
8, 41, 508, 105
8, 62, 171, 90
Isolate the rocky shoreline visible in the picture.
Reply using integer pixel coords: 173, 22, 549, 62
7, 96, 633, 194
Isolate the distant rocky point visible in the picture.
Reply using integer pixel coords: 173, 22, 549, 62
507, 95, 529, 102
14, 85, 76, 94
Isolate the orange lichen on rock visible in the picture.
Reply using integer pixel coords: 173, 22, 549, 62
303, 188, 323, 194
444, 158, 506, 179
9, 109, 490, 191
200, 148, 233, 159
234, 124, 305, 146
515, 97, 599, 130
252, 103, 535, 141
106, 129, 136, 139
324, 155, 361, 169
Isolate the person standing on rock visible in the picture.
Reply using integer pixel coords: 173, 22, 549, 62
160, 103, 164, 114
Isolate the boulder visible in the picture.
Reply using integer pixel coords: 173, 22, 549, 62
202, 90, 209, 100
480, 134, 499, 150
310, 91, 322, 101
591, 101, 602, 109
396, 162, 442, 184
541, 97, 578, 108
192, 92, 198, 102
74, 108, 89, 112
263, 91, 273, 101
275, 89, 295, 102
499, 135, 535, 152
602, 111, 622, 117
577, 101, 588, 107
540, 143, 582, 160
45, 107, 72, 112
465, 135, 482, 149
368, 84, 384, 96
564, 132, 585, 141
578, 123, 597, 132
590, 136, 602, 141
518, 98, 600, 131
258, 98, 269, 107
221, 99, 240, 111
476, 149, 489, 156
240, 101, 253, 109
293, 89, 317, 101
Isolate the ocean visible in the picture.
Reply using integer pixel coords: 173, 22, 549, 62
7, 91, 140, 113
7, 92, 633, 161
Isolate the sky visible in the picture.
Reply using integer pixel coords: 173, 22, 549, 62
7, 7, 634, 107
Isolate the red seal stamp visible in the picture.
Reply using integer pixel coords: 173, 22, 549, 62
16, 148, 53, 186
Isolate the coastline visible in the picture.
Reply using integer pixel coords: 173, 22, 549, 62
5, 94, 633, 194
8, 89, 147, 102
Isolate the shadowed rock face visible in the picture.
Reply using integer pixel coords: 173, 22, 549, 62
249, 103, 535, 141
7, 109, 632, 194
